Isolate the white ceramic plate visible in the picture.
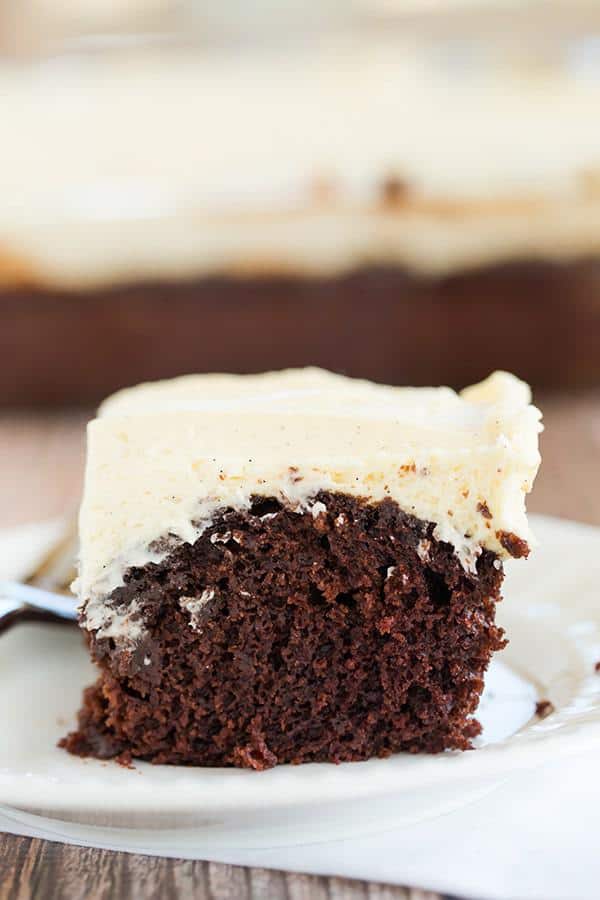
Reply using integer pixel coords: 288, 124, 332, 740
1, 515, 600, 849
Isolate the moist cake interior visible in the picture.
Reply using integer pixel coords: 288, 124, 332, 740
62, 492, 507, 768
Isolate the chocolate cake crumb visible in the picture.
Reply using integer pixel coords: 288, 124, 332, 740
63, 493, 506, 769
380, 176, 411, 207
148, 533, 182, 555
535, 700, 555, 719
477, 501, 493, 519
497, 530, 530, 559
595, 661, 600, 673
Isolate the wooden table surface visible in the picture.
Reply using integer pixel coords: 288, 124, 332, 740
1, 389, 599, 900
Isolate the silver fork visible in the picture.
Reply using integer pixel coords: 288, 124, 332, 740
0, 581, 78, 634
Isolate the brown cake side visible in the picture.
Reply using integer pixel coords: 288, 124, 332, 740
61, 492, 507, 769
3, 257, 600, 405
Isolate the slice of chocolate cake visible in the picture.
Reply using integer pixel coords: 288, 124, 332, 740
62, 368, 542, 768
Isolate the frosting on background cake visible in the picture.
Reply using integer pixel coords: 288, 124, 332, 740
78, 368, 542, 610
3, 3, 599, 406
2, 20, 600, 289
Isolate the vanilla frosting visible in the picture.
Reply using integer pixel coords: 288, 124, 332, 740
2, 29, 600, 288
77, 368, 542, 611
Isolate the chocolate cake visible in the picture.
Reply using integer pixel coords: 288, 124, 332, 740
62, 368, 542, 768
3, 5, 600, 403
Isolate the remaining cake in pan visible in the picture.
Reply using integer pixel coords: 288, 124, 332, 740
62, 368, 542, 768
4, 8, 600, 403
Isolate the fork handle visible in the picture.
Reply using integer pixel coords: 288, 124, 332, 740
0, 582, 78, 635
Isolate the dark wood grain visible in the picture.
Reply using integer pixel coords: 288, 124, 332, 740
0, 834, 444, 900
1, 390, 599, 899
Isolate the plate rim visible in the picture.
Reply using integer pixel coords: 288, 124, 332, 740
1, 513, 600, 815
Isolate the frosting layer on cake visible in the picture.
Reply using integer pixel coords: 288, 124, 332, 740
77, 368, 542, 603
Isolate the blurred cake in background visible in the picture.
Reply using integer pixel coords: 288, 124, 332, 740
1, 0, 600, 403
